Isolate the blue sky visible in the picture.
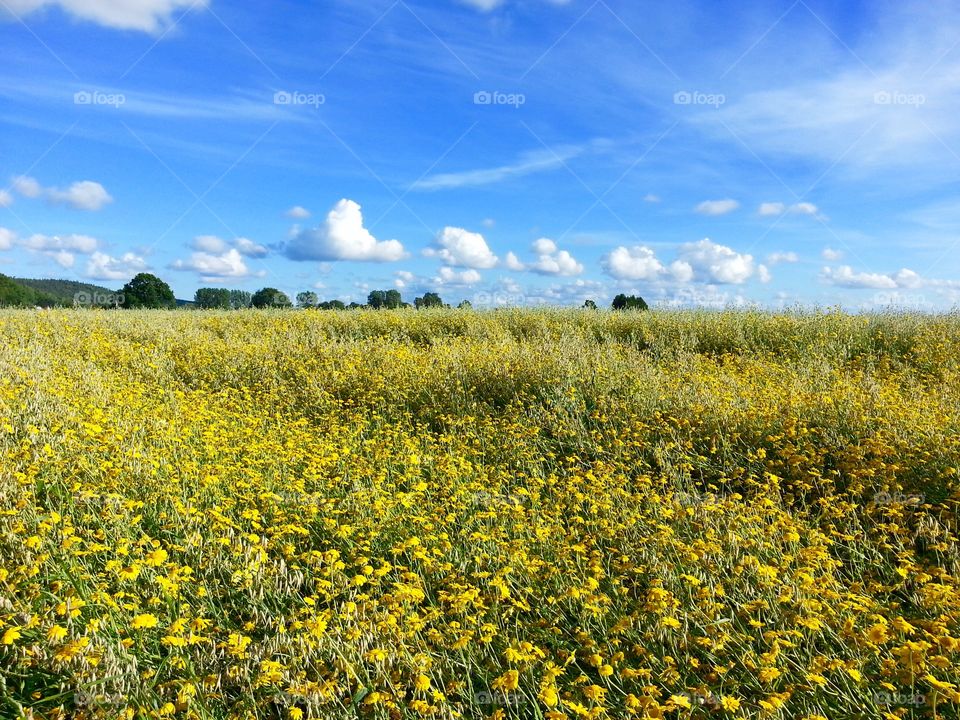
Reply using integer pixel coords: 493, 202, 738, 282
2, 0, 960, 309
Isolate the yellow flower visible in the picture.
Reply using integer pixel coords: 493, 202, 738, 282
539, 686, 559, 707
46, 625, 68, 643
131, 613, 159, 630
492, 669, 519, 692
2, 627, 21, 645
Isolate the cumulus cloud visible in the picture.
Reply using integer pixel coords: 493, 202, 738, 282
234, 237, 268, 258
49, 251, 75, 268
286, 199, 406, 262
170, 248, 262, 280
767, 251, 799, 265
12, 176, 41, 198
11, 176, 112, 210
758, 264, 772, 283
192, 235, 227, 253
822, 247, 843, 261
394, 270, 415, 289
695, 198, 740, 216
758, 201, 821, 218
285, 205, 311, 219
678, 238, 756, 284
2, 0, 206, 33
22, 233, 98, 253
434, 267, 482, 286
85, 251, 148, 281
528, 237, 583, 276
424, 226, 497, 269
0, 227, 15, 250
643, 193, 661, 203
504, 251, 525, 271
47, 180, 113, 211
669, 259, 694, 283
602, 245, 665, 281
821, 265, 928, 290
0, 189, 12, 207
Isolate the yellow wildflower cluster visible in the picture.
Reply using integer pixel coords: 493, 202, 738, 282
0, 308, 958, 719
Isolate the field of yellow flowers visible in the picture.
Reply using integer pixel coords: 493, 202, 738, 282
1, 308, 958, 720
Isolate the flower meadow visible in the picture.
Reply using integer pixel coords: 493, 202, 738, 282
0, 308, 959, 720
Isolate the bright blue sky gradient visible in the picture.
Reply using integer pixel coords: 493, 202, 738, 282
2, 0, 959, 308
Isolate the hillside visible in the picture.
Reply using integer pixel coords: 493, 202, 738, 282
0, 274, 63, 307
12, 277, 118, 306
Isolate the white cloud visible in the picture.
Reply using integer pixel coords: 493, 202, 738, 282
669, 259, 694, 283
0, 190, 12, 207
434, 267, 482, 286
695, 199, 739, 216
286, 199, 406, 262
481, 218, 496, 228
412, 146, 584, 191
285, 205, 311, 219
193, 235, 227, 253
822, 248, 843, 261
820, 265, 898, 289
22, 233, 98, 253
85, 251, 148, 281
758, 202, 786, 216
504, 251, 525, 271
767, 251, 799, 265
792, 202, 819, 216
170, 248, 260, 280
644, 193, 661, 203
47, 180, 113, 211
760, 201, 822, 218
529, 237, 583, 276
425, 226, 497, 268
234, 237, 268, 258
0, 228, 14, 250
678, 238, 755, 284
3, 0, 207, 33
394, 270, 415, 289
758, 264, 772, 283
12, 176, 41, 198
11, 176, 112, 210
602, 245, 665, 281
50, 251, 74, 268
458, 0, 503, 10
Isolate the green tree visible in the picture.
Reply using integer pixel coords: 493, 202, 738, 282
120, 273, 176, 309
318, 299, 346, 310
611, 293, 648, 311
228, 290, 252, 309
194, 288, 231, 309
384, 289, 403, 309
457, 300, 472, 309
367, 290, 387, 309
296, 291, 319, 309
414, 292, 444, 309
583, 299, 597, 310
251, 288, 292, 308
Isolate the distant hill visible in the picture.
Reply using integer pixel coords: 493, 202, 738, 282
1, 274, 198, 308
0, 274, 63, 307
13, 277, 118, 306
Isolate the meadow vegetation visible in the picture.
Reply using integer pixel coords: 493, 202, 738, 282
0, 308, 958, 719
